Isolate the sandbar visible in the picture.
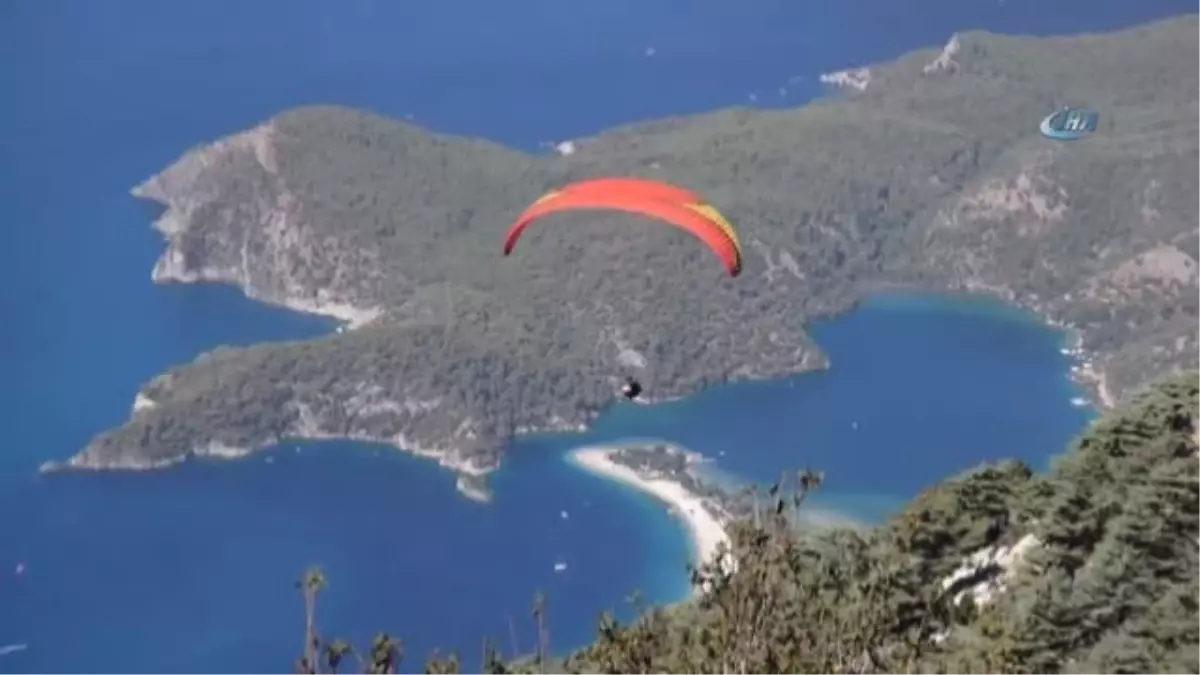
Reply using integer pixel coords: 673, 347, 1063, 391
568, 446, 732, 577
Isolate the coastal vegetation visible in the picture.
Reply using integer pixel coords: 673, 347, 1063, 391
58, 15, 1198, 476
294, 371, 1199, 674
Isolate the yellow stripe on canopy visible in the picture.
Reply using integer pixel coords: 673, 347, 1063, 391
685, 203, 743, 259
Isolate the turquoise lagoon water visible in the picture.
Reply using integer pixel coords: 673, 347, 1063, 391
533, 293, 1097, 525
1, 0, 1190, 671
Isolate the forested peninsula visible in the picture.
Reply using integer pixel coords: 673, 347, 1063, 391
46, 15, 1198, 479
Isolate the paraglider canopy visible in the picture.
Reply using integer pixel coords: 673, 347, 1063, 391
502, 176, 744, 277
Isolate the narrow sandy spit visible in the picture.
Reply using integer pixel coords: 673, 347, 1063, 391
568, 446, 732, 575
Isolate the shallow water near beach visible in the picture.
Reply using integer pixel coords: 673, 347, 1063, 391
1, 0, 1188, 671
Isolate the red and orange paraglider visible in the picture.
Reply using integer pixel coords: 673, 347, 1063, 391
502, 177, 744, 277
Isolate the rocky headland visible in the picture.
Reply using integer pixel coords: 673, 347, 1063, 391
45, 17, 1199, 492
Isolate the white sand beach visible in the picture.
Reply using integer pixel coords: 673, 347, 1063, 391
569, 446, 732, 575
1073, 359, 1115, 409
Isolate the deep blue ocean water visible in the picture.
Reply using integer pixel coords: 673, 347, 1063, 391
1, 0, 1193, 671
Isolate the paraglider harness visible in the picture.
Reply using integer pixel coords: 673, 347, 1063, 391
621, 377, 643, 400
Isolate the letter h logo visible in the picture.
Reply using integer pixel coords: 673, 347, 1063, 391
1062, 109, 1097, 133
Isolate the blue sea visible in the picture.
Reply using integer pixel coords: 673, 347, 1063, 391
1, 0, 1191, 671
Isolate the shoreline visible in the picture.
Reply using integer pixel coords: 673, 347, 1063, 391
149, 260, 384, 332
1076, 363, 1115, 409
567, 446, 732, 585
43, 399, 501, 487
134, 175, 384, 333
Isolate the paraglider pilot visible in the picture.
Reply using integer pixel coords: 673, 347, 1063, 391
621, 377, 643, 400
